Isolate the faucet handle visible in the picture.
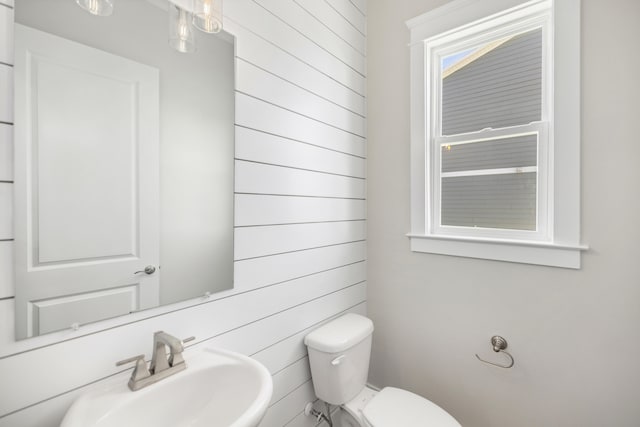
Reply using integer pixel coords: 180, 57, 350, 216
169, 336, 196, 367
116, 354, 151, 382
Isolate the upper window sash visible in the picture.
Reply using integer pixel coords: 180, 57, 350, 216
426, 12, 552, 137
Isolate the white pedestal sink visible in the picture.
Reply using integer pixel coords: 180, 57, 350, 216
60, 347, 273, 427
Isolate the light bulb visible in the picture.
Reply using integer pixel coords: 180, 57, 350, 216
203, 0, 212, 14
75, 0, 114, 16
193, 0, 223, 33
169, 4, 196, 53
179, 13, 190, 40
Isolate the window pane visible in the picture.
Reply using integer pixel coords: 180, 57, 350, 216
441, 172, 536, 230
441, 28, 542, 135
442, 134, 537, 173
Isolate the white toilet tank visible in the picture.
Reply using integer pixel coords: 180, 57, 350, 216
304, 313, 374, 405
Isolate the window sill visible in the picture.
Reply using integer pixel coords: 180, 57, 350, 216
407, 233, 588, 269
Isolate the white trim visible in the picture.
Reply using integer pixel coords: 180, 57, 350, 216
407, 0, 584, 268
429, 4, 550, 242
441, 166, 538, 178
550, 0, 581, 245
407, 233, 587, 251
436, 122, 542, 144
408, 233, 586, 269
409, 39, 427, 236
407, 0, 551, 45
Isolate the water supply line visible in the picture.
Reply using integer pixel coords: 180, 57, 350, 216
304, 402, 333, 427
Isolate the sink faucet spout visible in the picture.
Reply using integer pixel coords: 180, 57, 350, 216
150, 331, 184, 374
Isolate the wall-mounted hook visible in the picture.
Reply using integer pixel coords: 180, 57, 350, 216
475, 335, 514, 369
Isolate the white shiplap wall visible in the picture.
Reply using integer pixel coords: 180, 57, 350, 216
0, 0, 366, 425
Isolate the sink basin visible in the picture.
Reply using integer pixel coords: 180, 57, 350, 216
60, 347, 273, 427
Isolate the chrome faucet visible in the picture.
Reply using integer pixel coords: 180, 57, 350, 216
150, 331, 185, 374
116, 331, 195, 391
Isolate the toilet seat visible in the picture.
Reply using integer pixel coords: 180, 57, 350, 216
361, 387, 461, 427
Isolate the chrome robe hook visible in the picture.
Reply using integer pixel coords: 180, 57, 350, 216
475, 336, 514, 369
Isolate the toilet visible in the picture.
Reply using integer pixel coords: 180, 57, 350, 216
304, 313, 461, 427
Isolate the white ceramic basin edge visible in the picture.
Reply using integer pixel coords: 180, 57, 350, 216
60, 347, 273, 427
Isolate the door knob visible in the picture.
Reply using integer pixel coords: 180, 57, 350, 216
134, 265, 156, 275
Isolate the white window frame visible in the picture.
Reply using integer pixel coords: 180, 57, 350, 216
430, 11, 551, 241
407, 0, 587, 268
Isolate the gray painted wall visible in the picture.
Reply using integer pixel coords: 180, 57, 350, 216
367, 0, 640, 426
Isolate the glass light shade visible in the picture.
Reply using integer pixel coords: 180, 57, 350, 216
169, 4, 196, 53
75, 0, 114, 16
193, 0, 223, 33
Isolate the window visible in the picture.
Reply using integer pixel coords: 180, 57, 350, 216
407, 0, 586, 268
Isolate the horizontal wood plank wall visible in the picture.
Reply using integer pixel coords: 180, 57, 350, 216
326, 0, 367, 36
294, 0, 366, 56
0, 124, 12, 181
0, 183, 11, 238
0, 6, 11, 66
0, 2, 13, 366
0, 1, 367, 426
0, 245, 12, 297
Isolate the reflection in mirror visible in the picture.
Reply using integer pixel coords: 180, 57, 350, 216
13, 0, 235, 339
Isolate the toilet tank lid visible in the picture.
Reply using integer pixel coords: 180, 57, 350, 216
304, 313, 374, 353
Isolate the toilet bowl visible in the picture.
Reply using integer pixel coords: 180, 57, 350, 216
304, 314, 461, 427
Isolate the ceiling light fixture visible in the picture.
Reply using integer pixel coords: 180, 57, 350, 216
169, 3, 196, 53
192, 0, 223, 33
75, 0, 114, 16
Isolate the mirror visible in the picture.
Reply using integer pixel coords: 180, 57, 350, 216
13, 0, 235, 339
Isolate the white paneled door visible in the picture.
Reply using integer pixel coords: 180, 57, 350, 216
13, 24, 160, 338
